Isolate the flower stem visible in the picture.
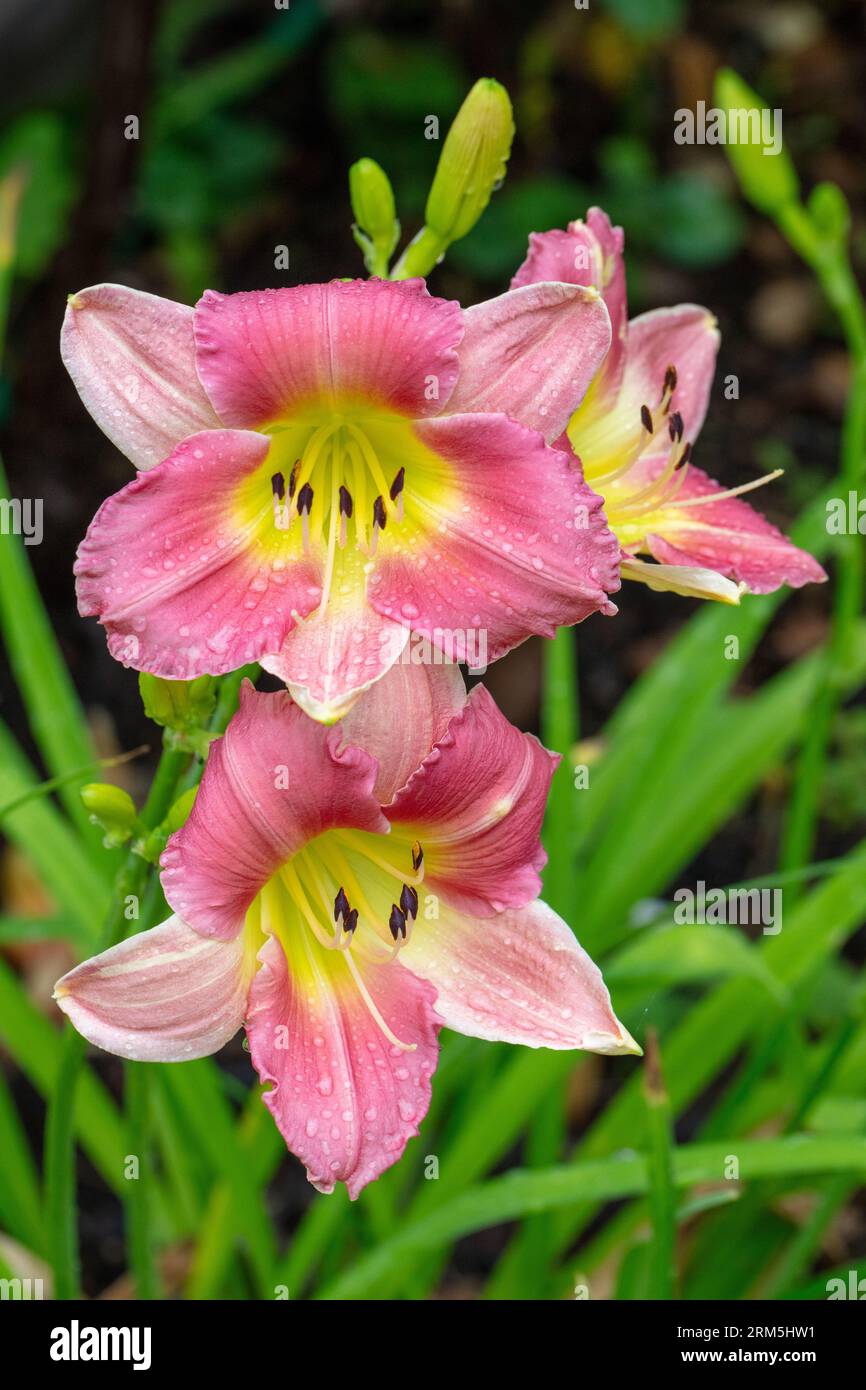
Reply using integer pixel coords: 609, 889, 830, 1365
43, 1027, 88, 1298
644, 1030, 677, 1300
126, 1062, 159, 1298
541, 625, 579, 920
390, 225, 448, 280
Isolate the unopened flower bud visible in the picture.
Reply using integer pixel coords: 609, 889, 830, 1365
139, 673, 217, 734
393, 78, 514, 280
164, 786, 198, 834
713, 68, 798, 216
349, 158, 400, 272
80, 783, 138, 847
425, 78, 514, 242
807, 181, 850, 246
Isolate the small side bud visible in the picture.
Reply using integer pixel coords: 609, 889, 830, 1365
349, 158, 400, 276
164, 787, 198, 834
139, 673, 217, 756
139, 673, 217, 732
807, 181, 851, 247
80, 783, 138, 847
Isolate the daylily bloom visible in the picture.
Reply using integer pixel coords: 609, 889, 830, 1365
63, 276, 620, 721
511, 208, 827, 603
54, 664, 638, 1198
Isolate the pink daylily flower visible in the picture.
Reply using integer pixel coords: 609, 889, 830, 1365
53, 664, 638, 1199
512, 208, 827, 603
63, 277, 620, 721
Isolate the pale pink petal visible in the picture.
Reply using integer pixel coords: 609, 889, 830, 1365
585, 206, 627, 350
193, 279, 463, 429
401, 898, 639, 1054
53, 915, 250, 1061
640, 460, 828, 593
161, 684, 388, 940
61, 284, 222, 470
246, 934, 440, 1199
511, 229, 595, 290
261, 546, 411, 724
510, 208, 627, 397
621, 555, 746, 604
75, 428, 322, 679
368, 412, 620, 658
340, 660, 468, 803
620, 305, 720, 442
386, 684, 556, 917
446, 281, 611, 443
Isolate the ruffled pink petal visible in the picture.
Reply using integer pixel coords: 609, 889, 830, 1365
510, 208, 628, 398
368, 412, 620, 658
161, 684, 388, 940
193, 279, 463, 429
401, 898, 639, 1054
61, 284, 222, 470
246, 934, 440, 1198
340, 660, 468, 803
446, 281, 611, 443
53, 916, 250, 1061
620, 304, 720, 442
385, 684, 556, 917
642, 461, 828, 593
75, 428, 322, 679
260, 546, 411, 724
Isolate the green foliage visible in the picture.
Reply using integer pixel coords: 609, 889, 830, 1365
0, 113, 76, 279
600, 0, 684, 40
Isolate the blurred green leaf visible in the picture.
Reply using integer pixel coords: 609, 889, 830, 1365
328, 32, 464, 128
0, 721, 110, 941
607, 924, 786, 1005
0, 113, 76, 279
601, 0, 684, 40
651, 173, 745, 266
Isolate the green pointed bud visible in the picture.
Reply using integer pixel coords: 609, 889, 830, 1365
426, 78, 514, 241
139, 673, 217, 733
807, 181, 850, 246
393, 78, 514, 279
349, 158, 400, 275
164, 786, 198, 834
713, 68, 798, 215
80, 783, 138, 847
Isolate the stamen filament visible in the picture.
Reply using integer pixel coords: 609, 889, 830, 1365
334, 829, 425, 886
341, 948, 417, 1052
346, 437, 370, 554
277, 862, 336, 952
313, 455, 340, 620
347, 423, 397, 517
669, 468, 784, 508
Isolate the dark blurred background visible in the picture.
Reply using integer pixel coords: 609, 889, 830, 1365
1, 0, 864, 1296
